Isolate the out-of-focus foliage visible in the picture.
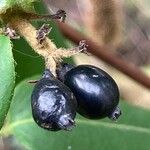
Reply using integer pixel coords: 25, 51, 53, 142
0, 0, 38, 14
132, 0, 150, 17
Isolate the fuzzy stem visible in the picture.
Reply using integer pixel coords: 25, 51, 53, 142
9, 17, 57, 75
8, 17, 85, 76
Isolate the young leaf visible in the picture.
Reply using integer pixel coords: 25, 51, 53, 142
6, 75, 150, 150
0, 0, 38, 14
0, 35, 15, 129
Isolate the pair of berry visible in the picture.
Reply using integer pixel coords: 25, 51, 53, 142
31, 63, 121, 131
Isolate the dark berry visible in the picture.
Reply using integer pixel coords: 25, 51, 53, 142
58, 64, 121, 120
56, 63, 74, 82
31, 69, 77, 131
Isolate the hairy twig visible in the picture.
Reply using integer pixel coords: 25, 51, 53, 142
8, 16, 86, 76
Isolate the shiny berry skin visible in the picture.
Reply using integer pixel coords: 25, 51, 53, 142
58, 64, 121, 120
31, 69, 77, 131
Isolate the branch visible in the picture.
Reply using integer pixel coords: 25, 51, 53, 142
57, 21, 150, 89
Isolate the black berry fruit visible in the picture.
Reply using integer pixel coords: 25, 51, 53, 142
57, 64, 121, 120
56, 63, 74, 82
31, 69, 77, 131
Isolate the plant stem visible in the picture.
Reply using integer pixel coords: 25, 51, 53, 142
9, 17, 57, 75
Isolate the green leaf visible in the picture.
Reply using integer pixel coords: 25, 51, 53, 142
4, 75, 150, 150
12, 37, 44, 84
0, 0, 9, 14
0, 35, 15, 130
0, 0, 38, 14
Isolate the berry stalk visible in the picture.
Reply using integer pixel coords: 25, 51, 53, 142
8, 17, 58, 75
8, 17, 86, 76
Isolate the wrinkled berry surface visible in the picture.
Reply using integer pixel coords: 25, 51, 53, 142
63, 65, 120, 119
31, 70, 77, 131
